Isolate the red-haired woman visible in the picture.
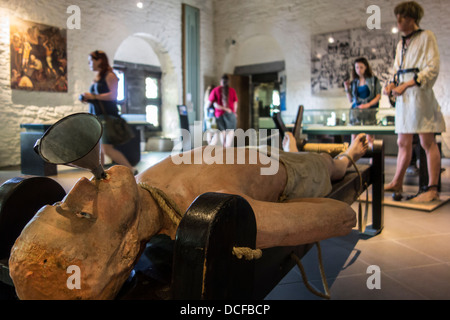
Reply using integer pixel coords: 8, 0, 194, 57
81, 50, 135, 173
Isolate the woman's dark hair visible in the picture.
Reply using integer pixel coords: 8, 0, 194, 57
394, 1, 424, 25
90, 50, 113, 80
221, 74, 229, 107
351, 57, 374, 80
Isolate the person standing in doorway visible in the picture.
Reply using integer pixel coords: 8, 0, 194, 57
208, 74, 238, 147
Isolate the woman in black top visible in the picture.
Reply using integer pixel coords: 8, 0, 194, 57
81, 50, 135, 173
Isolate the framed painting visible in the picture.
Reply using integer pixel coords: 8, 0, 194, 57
10, 17, 67, 92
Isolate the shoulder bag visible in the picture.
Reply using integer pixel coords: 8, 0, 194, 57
96, 100, 135, 146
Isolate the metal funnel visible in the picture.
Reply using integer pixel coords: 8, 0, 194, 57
34, 113, 106, 180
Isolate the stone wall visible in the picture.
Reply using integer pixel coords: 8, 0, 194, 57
212, 0, 450, 156
0, 0, 215, 167
0, 0, 449, 167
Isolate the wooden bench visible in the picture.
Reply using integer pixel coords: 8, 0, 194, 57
0, 142, 384, 299
118, 140, 384, 300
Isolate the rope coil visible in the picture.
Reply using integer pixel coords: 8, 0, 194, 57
232, 247, 262, 260
291, 242, 330, 300
139, 183, 262, 261
139, 182, 183, 226
334, 153, 369, 233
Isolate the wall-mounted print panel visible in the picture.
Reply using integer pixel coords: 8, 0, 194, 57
10, 17, 67, 92
311, 24, 399, 97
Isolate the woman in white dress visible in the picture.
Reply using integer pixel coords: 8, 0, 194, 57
384, 1, 446, 202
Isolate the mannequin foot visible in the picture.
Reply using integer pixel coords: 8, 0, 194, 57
347, 133, 368, 162
282, 132, 299, 152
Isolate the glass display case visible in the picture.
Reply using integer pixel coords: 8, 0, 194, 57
258, 108, 396, 135
302, 108, 395, 127
301, 108, 396, 135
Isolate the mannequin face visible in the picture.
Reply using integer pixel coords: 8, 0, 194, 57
9, 166, 142, 300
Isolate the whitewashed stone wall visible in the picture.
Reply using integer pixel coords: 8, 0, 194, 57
0, 0, 215, 167
212, 0, 450, 156
1, 0, 449, 168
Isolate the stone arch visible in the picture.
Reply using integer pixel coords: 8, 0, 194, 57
223, 34, 285, 74
113, 33, 180, 136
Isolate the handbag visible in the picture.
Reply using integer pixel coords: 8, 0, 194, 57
96, 100, 134, 146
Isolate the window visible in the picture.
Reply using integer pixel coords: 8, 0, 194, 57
272, 90, 280, 107
146, 105, 159, 127
145, 77, 158, 99
144, 75, 161, 129
115, 69, 125, 102
145, 76, 160, 127
113, 61, 162, 131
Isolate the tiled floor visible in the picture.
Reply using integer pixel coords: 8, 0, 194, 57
1, 153, 449, 300
266, 157, 450, 300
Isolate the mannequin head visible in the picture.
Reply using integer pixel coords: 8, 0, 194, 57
9, 166, 143, 299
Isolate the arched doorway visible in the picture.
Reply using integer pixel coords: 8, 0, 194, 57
113, 34, 180, 137
225, 34, 286, 129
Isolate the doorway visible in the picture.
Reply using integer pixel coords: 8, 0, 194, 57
227, 72, 282, 130
233, 61, 285, 130
250, 72, 281, 129
228, 74, 250, 130
113, 60, 162, 131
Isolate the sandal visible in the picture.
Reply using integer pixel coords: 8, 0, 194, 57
406, 185, 439, 201
392, 191, 403, 202
384, 185, 403, 201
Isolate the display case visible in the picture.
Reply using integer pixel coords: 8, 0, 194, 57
302, 108, 395, 127
258, 108, 396, 135
300, 108, 396, 135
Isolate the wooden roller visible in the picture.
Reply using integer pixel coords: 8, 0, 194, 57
301, 142, 348, 157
